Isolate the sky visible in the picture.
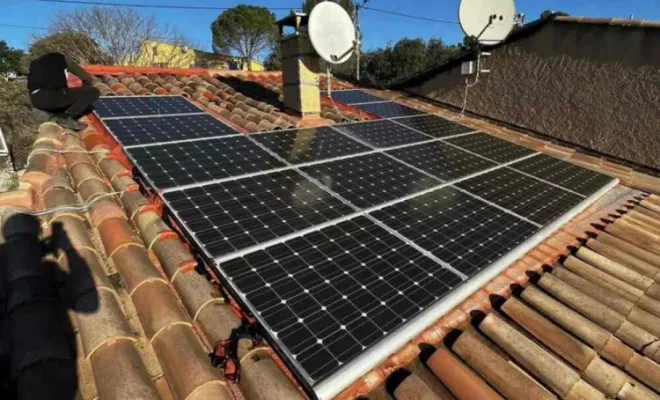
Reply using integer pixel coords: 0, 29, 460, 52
2, 0, 660, 55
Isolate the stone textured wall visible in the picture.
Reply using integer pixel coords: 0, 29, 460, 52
409, 21, 660, 170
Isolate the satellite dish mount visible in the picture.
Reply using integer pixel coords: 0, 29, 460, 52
308, 2, 358, 98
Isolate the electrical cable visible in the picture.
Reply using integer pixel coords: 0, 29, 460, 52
446, 51, 482, 121
0, 190, 126, 216
29, 0, 298, 10
362, 6, 459, 25
326, 67, 348, 122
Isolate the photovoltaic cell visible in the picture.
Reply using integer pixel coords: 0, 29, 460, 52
251, 127, 371, 164
126, 136, 286, 189
394, 115, 475, 138
510, 154, 616, 196
103, 114, 237, 146
301, 153, 440, 209
455, 168, 585, 225
353, 102, 425, 118
164, 170, 354, 258
371, 186, 539, 276
94, 96, 202, 118
218, 216, 463, 382
324, 90, 384, 105
445, 132, 537, 163
335, 120, 432, 148
386, 141, 497, 182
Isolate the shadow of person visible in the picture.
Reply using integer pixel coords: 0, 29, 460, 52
0, 214, 99, 400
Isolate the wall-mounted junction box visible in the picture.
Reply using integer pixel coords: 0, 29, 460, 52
461, 61, 475, 75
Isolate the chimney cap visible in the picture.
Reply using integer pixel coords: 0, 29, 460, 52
276, 11, 309, 32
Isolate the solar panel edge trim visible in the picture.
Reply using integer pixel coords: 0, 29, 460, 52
312, 176, 619, 400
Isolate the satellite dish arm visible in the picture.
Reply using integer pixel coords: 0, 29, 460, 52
331, 40, 359, 62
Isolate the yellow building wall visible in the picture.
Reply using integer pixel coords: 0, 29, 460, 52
134, 40, 265, 71
134, 40, 196, 68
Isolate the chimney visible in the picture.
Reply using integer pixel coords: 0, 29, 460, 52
276, 12, 321, 120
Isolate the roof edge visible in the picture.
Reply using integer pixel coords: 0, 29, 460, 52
391, 12, 660, 90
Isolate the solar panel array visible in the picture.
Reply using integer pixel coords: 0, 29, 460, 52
103, 114, 237, 147
323, 89, 385, 105
94, 95, 617, 396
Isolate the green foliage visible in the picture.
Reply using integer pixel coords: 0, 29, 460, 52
29, 32, 108, 64
0, 41, 24, 77
360, 37, 460, 87
0, 81, 40, 169
263, 45, 281, 71
302, 0, 355, 18
211, 5, 277, 71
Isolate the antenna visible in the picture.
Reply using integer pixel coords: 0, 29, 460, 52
458, 0, 516, 46
308, 1, 358, 118
308, 2, 357, 65
354, 0, 371, 82
451, 0, 517, 121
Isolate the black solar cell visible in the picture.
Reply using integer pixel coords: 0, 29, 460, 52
455, 168, 585, 225
164, 170, 354, 258
126, 136, 286, 189
334, 120, 432, 148
301, 153, 440, 208
251, 127, 371, 165
94, 96, 202, 118
353, 102, 425, 118
103, 114, 237, 146
444, 132, 537, 163
371, 186, 539, 276
218, 216, 462, 382
510, 154, 616, 196
394, 115, 475, 138
324, 90, 385, 104
386, 141, 497, 181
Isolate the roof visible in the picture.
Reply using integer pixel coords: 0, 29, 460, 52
394, 13, 660, 89
2, 65, 660, 400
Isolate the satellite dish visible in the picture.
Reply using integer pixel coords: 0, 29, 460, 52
308, 2, 356, 64
458, 0, 516, 46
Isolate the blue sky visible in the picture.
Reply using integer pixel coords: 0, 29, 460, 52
2, 0, 660, 55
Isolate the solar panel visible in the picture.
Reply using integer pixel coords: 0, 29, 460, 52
324, 90, 385, 104
301, 153, 439, 209
103, 114, 238, 146
445, 132, 537, 163
386, 141, 497, 182
353, 102, 425, 118
394, 115, 475, 138
218, 216, 463, 382
371, 186, 540, 276
334, 120, 432, 148
165, 170, 355, 258
250, 127, 371, 165
455, 168, 585, 225
510, 154, 616, 196
94, 96, 202, 118
126, 136, 286, 189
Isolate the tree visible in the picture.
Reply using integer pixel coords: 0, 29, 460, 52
263, 45, 281, 71
29, 32, 107, 64
361, 37, 459, 87
40, 6, 191, 66
211, 5, 277, 72
302, 0, 355, 18
0, 41, 24, 80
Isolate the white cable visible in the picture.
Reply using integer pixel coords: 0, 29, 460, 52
30, 148, 110, 155
0, 191, 126, 216
446, 51, 482, 122
326, 67, 349, 122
